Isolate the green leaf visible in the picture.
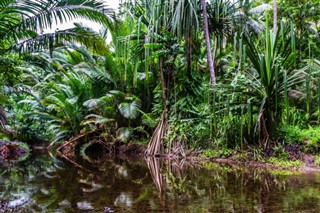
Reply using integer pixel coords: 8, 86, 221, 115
117, 127, 132, 143
118, 98, 141, 119
144, 43, 164, 49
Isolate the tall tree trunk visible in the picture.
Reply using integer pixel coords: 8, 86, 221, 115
186, 30, 193, 77
273, 0, 277, 35
201, 0, 216, 85
146, 57, 173, 156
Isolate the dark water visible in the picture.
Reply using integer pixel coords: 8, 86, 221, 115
1, 151, 320, 213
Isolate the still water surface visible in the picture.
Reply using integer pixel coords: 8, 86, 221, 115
1, 151, 320, 212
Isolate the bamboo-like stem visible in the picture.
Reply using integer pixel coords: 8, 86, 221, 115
273, 0, 277, 35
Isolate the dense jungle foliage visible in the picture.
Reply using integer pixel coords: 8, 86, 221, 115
0, 0, 319, 159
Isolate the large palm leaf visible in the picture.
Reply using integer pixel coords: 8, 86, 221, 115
14, 23, 109, 55
118, 97, 141, 120
0, 0, 114, 54
235, 2, 271, 35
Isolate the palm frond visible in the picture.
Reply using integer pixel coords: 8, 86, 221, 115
118, 97, 141, 119
82, 114, 114, 125
12, 23, 108, 55
249, 4, 272, 15
0, 0, 114, 55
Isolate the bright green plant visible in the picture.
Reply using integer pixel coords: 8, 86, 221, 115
244, 18, 305, 146
268, 157, 302, 168
83, 90, 142, 143
314, 155, 320, 167
0, 0, 114, 136
205, 148, 233, 158
281, 125, 320, 153
15, 47, 99, 144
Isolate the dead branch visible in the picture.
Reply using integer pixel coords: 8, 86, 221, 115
54, 130, 97, 152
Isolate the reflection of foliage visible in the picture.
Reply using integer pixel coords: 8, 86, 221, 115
2, 154, 320, 212
0, 153, 62, 210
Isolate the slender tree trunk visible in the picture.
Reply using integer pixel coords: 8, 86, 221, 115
273, 0, 277, 35
186, 31, 193, 77
212, 36, 218, 74
146, 57, 174, 156
201, 0, 216, 85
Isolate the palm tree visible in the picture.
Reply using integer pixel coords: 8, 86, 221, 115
235, 1, 272, 36
205, 0, 235, 77
0, 0, 114, 55
0, 0, 114, 132
123, 0, 201, 156
244, 20, 305, 147
22, 44, 115, 145
126, 0, 236, 155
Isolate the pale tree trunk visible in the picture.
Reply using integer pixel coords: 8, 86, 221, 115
201, 0, 216, 85
273, 0, 277, 35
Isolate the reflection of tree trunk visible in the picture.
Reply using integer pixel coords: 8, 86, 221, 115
202, 0, 216, 84
146, 157, 166, 194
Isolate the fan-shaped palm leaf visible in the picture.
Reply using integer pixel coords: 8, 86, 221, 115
83, 99, 101, 109
118, 98, 141, 119
82, 114, 114, 126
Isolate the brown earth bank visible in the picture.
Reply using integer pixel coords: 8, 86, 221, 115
97, 144, 320, 173
111, 143, 320, 173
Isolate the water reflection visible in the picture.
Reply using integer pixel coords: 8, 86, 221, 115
1, 152, 320, 212
147, 157, 165, 194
